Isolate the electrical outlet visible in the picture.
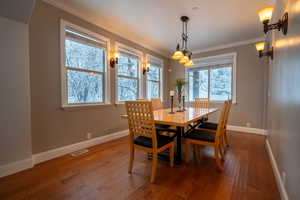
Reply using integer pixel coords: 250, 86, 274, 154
86, 132, 92, 140
282, 171, 286, 185
246, 122, 251, 127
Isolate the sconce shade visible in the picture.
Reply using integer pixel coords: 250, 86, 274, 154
255, 42, 265, 51
172, 50, 184, 59
179, 55, 189, 63
258, 6, 274, 22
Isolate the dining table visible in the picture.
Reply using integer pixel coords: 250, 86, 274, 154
121, 107, 219, 164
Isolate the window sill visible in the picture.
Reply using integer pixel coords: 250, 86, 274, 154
187, 100, 237, 105
61, 103, 113, 111
115, 99, 165, 105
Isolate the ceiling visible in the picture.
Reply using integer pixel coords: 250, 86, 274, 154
46, 0, 274, 56
0, 0, 35, 24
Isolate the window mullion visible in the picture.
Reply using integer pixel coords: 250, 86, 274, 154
208, 68, 211, 101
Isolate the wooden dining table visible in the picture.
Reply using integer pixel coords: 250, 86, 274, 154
121, 107, 219, 164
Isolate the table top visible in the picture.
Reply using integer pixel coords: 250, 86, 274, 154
121, 107, 219, 127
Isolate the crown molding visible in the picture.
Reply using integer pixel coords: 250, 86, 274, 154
193, 37, 265, 54
42, 0, 169, 58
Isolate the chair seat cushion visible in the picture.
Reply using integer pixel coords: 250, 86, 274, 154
134, 135, 173, 148
198, 122, 218, 130
184, 129, 216, 142
155, 124, 171, 129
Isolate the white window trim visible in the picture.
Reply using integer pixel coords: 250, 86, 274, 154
115, 42, 143, 104
60, 19, 111, 109
185, 52, 237, 104
145, 54, 164, 101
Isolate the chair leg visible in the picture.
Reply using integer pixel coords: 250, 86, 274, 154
214, 146, 223, 170
219, 144, 225, 161
150, 152, 158, 183
169, 144, 174, 167
128, 145, 135, 174
224, 131, 229, 147
185, 141, 190, 163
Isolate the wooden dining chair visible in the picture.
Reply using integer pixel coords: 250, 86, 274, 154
151, 98, 163, 111
126, 101, 175, 183
194, 98, 209, 109
197, 100, 232, 147
194, 98, 210, 121
184, 101, 229, 170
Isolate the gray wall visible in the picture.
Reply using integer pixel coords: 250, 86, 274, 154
168, 44, 268, 129
267, 0, 300, 199
0, 16, 32, 165
29, 1, 170, 154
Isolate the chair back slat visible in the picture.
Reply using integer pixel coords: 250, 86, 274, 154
125, 101, 157, 146
194, 98, 209, 109
151, 98, 163, 111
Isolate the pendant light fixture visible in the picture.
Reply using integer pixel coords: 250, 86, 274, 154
172, 16, 194, 67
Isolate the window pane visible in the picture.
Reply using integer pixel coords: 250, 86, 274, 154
67, 70, 103, 103
118, 77, 138, 101
118, 54, 138, 77
188, 70, 208, 101
147, 81, 159, 98
65, 38, 105, 72
210, 67, 232, 101
148, 65, 160, 81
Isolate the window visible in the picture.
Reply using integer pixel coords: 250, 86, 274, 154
61, 20, 110, 107
146, 55, 163, 99
116, 43, 142, 102
187, 53, 236, 103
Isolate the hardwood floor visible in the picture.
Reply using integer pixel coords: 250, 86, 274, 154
0, 132, 280, 200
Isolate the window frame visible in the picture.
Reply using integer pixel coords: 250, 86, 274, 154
145, 54, 163, 101
60, 20, 111, 109
115, 42, 143, 104
185, 52, 237, 104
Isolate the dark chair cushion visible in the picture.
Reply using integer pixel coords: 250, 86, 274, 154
156, 124, 171, 129
134, 135, 174, 148
198, 122, 218, 130
184, 129, 216, 142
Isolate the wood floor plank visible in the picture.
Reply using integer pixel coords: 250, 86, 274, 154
0, 132, 280, 200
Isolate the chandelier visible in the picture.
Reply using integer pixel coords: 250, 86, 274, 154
172, 16, 194, 67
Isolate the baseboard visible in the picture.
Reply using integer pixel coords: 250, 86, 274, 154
227, 125, 268, 135
0, 158, 33, 178
0, 129, 129, 178
265, 139, 289, 200
32, 129, 129, 165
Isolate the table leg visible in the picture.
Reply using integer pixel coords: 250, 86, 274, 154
175, 126, 183, 164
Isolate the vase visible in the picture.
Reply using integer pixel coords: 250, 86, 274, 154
177, 92, 183, 112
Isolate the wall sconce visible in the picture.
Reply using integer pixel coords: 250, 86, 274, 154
110, 52, 119, 68
255, 42, 274, 60
143, 63, 150, 75
258, 6, 288, 35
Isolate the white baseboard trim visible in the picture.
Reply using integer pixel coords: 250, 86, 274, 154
227, 125, 268, 135
0, 158, 33, 178
265, 139, 289, 200
32, 129, 129, 165
0, 129, 129, 178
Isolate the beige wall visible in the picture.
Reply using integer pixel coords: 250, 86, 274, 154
267, 0, 300, 199
29, 1, 170, 154
0, 16, 32, 165
168, 44, 268, 129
